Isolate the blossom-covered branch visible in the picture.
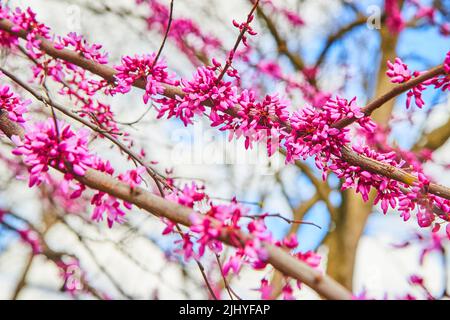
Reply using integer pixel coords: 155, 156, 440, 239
0, 109, 352, 300
0, 16, 447, 201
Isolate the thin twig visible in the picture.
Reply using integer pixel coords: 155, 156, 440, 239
151, 0, 174, 69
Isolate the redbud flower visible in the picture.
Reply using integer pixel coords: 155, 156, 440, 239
111, 53, 177, 104
91, 191, 127, 228
258, 279, 273, 300
12, 119, 94, 187
409, 274, 424, 286
385, 0, 405, 34
387, 58, 411, 83
55, 32, 108, 64
0, 85, 30, 123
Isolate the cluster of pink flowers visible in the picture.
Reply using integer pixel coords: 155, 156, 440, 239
91, 191, 127, 228
1, 1, 450, 300
385, 0, 448, 40
10, 116, 141, 227
232, 14, 257, 47
163, 182, 322, 299
3, 6, 125, 141
236, 92, 289, 154
0, 84, 30, 123
256, 235, 320, 299
12, 119, 94, 187
89, 162, 144, 228
55, 32, 108, 64
1, 6, 124, 141
141, 51, 450, 236
0, 6, 18, 48
347, 121, 450, 238
9, 7, 51, 58
385, 0, 405, 34
386, 52, 450, 109
156, 64, 237, 126
387, 58, 412, 83
445, 51, 450, 74
397, 178, 450, 236
110, 53, 178, 104
49, 176, 87, 214
285, 97, 376, 176
165, 182, 206, 208
406, 67, 449, 109
0, 5, 48, 51
408, 0, 450, 37
118, 166, 145, 190
79, 100, 121, 136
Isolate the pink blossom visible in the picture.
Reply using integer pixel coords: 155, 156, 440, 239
445, 51, 450, 74
189, 213, 223, 257
0, 6, 19, 48
257, 60, 283, 79
91, 191, 127, 228
231, 91, 289, 154
111, 53, 178, 104
410, 0, 436, 22
174, 233, 195, 261
285, 96, 374, 172
78, 100, 120, 136
281, 9, 304, 27
166, 182, 206, 208
12, 119, 94, 187
296, 251, 321, 268
258, 279, 273, 300
282, 283, 295, 300
281, 234, 298, 249
387, 58, 411, 83
10, 7, 51, 59
162, 219, 176, 235
222, 253, 242, 276
385, 0, 405, 34
118, 166, 145, 190
232, 10, 257, 47
406, 81, 426, 109
55, 32, 108, 64
440, 23, 450, 36
157, 65, 236, 126
0, 85, 30, 123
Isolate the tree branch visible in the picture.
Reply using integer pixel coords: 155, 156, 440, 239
412, 117, 450, 152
